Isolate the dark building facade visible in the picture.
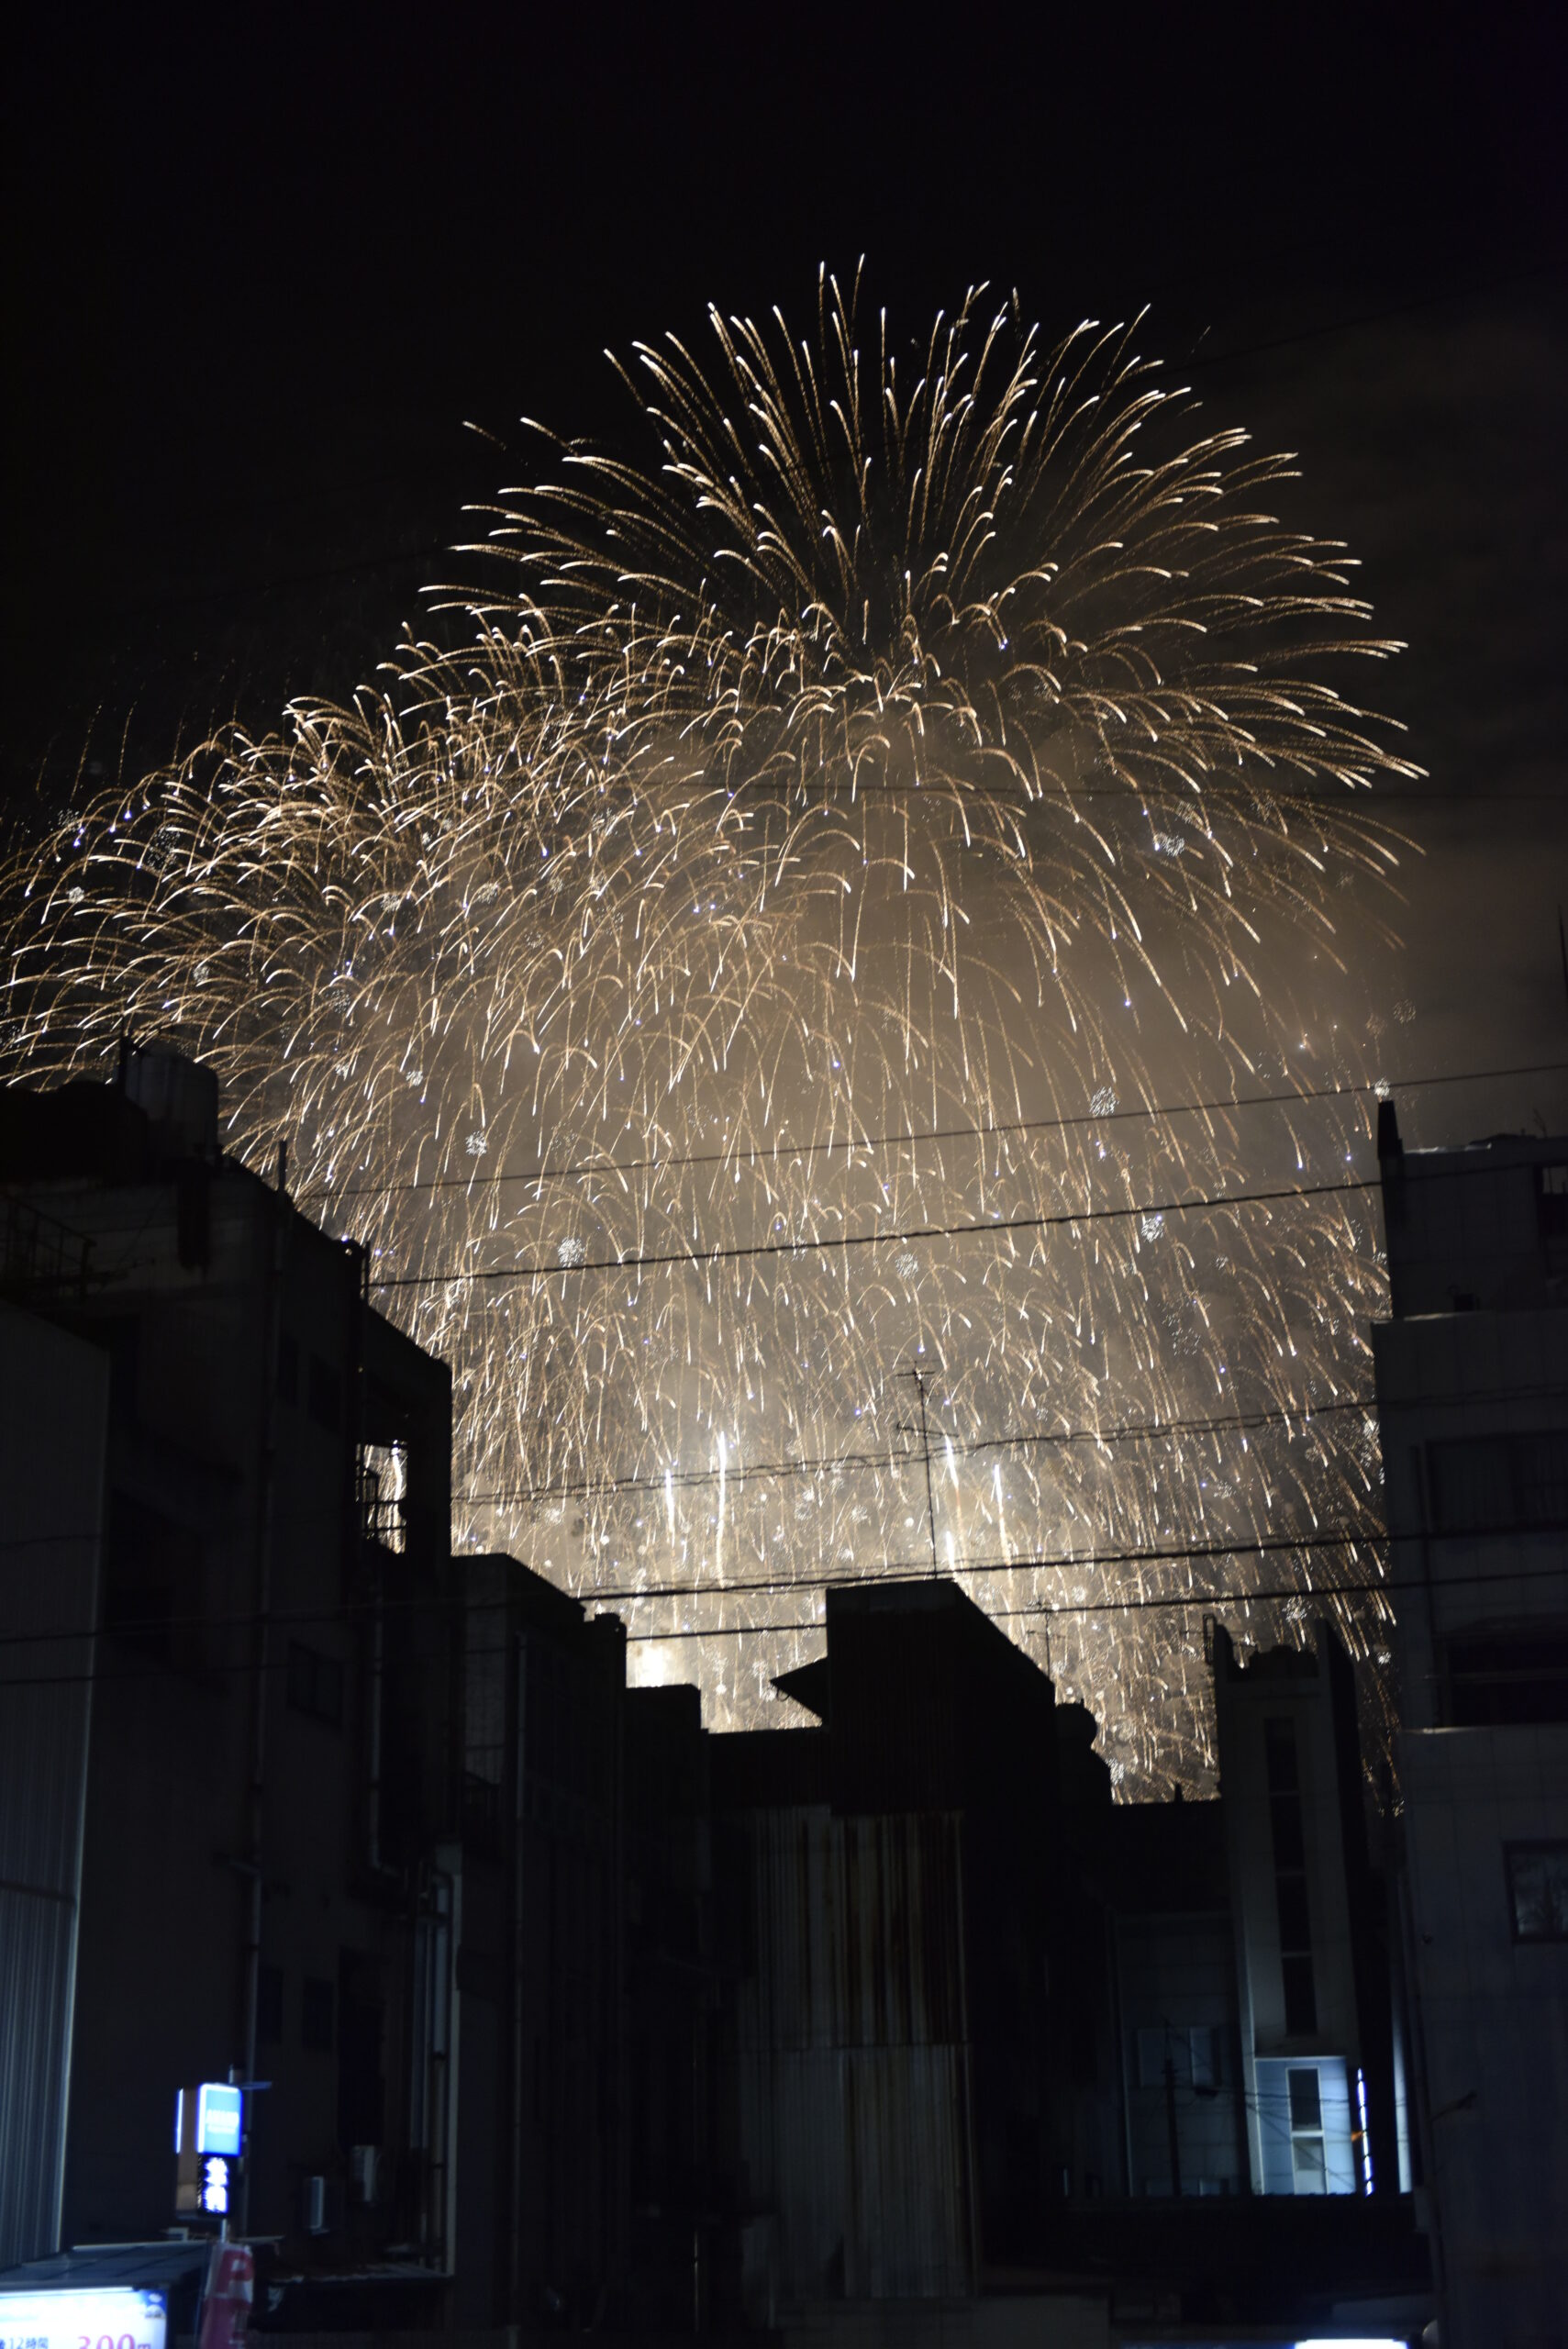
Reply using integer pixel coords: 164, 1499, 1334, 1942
4, 1050, 1468, 2340
0, 1052, 456, 2268
1373, 1107, 1568, 2347
701, 1579, 1427, 2343
451, 1553, 628, 2329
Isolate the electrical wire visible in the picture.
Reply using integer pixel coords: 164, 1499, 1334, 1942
304, 1056, 1568, 1206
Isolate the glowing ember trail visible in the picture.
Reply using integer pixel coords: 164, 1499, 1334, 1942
5, 278, 1419, 1788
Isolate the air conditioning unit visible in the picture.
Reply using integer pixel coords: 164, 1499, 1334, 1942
349, 2144, 379, 2204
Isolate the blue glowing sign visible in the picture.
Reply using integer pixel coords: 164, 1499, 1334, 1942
197, 2082, 243, 2157
174, 2081, 244, 2159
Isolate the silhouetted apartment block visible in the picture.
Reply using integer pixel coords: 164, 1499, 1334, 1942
0, 1049, 455, 2277
1373, 1104, 1568, 2348
1104, 1796, 1250, 2201
1211, 1620, 1394, 2202
450, 1553, 627, 2330
705, 1579, 1427, 2343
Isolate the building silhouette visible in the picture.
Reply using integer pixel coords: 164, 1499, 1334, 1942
1372, 1105, 1568, 2347
38, 1059, 1568, 2340
0, 1049, 455, 2280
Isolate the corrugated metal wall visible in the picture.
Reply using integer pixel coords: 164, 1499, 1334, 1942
0, 1304, 108, 2266
735, 1806, 974, 2302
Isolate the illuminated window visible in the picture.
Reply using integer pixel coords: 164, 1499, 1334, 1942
1265, 1717, 1317, 2033
1506, 1842, 1568, 1943
1288, 2065, 1326, 2194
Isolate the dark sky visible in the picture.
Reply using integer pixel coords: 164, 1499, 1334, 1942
6, 5, 1566, 1130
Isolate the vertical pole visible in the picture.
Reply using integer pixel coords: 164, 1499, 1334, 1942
1164, 2042, 1183, 2199
912, 1367, 939, 1577
240, 1186, 285, 2235
507, 1626, 529, 2322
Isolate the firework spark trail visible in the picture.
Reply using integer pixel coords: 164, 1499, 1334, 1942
5, 279, 1420, 1789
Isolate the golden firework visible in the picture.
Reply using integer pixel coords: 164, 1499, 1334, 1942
6, 277, 1418, 1788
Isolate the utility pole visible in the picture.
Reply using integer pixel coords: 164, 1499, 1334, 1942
907, 1366, 940, 1577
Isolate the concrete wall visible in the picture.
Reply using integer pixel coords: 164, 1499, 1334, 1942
1375, 1124, 1568, 2345
0, 1303, 109, 2264
1114, 1909, 1247, 2198
1399, 1722, 1568, 2347
732, 1805, 976, 2302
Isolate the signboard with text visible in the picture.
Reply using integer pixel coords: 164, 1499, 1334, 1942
0, 2290, 166, 2349
174, 2081, 244, 2216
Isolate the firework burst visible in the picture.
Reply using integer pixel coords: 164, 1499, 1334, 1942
6, 277, 1418, 1787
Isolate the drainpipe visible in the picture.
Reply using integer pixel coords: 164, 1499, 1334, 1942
239, 1171, 287, 2234
506, 1624, 529, 2322
1163, 2041, 1183, 2199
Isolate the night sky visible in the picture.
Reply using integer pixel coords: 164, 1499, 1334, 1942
7, 6, 1567, 1138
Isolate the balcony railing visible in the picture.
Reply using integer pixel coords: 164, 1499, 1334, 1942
0, 1194, 94, 1300
358, 1457, 406, 1552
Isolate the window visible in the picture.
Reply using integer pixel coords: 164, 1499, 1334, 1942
287, 1641, 345, 1728
1190, 2025, 1218, 2091
1428, 1431, 1568, 1535
1288, 2065, 1326, 2194
301, 1976, 335, 2051
1518, 1436, 1568, 1525
1540, 1162, 1568, 1253
1135, 2025, 1220, 2090
1446, 1630, 1568, 1725
359, 1440, 407, 1551
338, 1949, 386, 2147
307, 1351, 342, 1432
1265, 1717, 1318, 2033
1506, 1842, 1568, 1943
104, 1492, 202, 1665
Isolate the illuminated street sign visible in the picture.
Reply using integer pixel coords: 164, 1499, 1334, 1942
0, 2290, 166, 2349
174, 2082, 243, 2157
175, 2080, 244, 2216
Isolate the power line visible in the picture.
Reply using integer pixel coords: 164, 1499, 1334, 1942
306, 1057, 1568, 1206
370, 1173, 1385, 1290
0, 1504, 1383, 1646
8, 1556, 1568, 1691
455, 1375, 1562, 1510
460, 1390, 1394, 1511
591, 1557, 1568, 1644
573, 1528, 1392, 1612
15, 1453, 1568, 1653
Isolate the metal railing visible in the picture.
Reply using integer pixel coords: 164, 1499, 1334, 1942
0, 1194, 94, 1300
359, 1458, 406, 1552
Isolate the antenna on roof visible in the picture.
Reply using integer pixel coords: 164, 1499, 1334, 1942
896, 1365, 940, 1577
